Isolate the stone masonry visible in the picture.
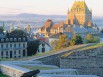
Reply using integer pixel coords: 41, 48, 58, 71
60, 46, 103, 77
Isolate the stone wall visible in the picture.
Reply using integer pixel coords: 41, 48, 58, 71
60, 46, 103, 77
1, 65, 24, 77
36, 51, 65, 67
36, 44, 94, 67
0, 63, 30, 77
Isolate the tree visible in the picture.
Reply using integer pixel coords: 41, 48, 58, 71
56, 34, 70, 49
51, 40, 58, 50
70, 35, 83, 46
70, 39, 75, 46
10, 29, 27, 37
85, 34, 99, 43
27, 40, 40, 56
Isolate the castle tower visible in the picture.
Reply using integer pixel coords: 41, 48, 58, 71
66, 0, 92, 26
10, 23, 14, 32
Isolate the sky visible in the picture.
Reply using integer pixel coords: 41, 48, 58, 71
0, 0, 102, 16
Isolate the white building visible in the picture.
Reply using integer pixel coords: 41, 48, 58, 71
39, 42, 51, 53
0, 37, 27, 58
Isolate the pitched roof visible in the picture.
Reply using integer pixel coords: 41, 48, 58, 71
42, 19, 53, 29
70, 1, 91, 14
73, 28, 88, 33
50, 32, 72, 39
51, 22, 65, 29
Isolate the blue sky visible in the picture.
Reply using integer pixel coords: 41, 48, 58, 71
0, 0, 102, 16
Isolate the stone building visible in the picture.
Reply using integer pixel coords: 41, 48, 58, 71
39, 1, 100, 38
27, 25, 31, 33
0, 30, 27, 59
65, 0, 92, 27
39, 19, 68, 37
39, 19, 54, 37
60, 47, 103, 77
50, 22, 67, 35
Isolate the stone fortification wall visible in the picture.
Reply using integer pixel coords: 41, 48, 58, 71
60, 46, 103, 77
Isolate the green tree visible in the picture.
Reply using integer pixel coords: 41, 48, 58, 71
10, 29, 28, 37
56, 34, 70, 49
85, 34, 99, 43
70, 35, 83, 46
27, 40, 40, 56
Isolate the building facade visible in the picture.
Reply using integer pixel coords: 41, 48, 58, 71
0, 37, 27, 58
66, 0, 92, 27
39, 42, 51, 53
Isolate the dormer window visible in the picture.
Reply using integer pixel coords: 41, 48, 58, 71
18, 38, 21, 41
10, 38, 13, 41
6, 38, 9, 42
14, 38, 17, 41
1, 38, 4, 42
23, 38, 26, 41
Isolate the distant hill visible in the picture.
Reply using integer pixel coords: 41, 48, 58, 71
0, 13, 102, 28
0, 13, 66, 18
16, 13, 66, 18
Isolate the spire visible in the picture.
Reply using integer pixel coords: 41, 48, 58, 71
10, 23, 14, 32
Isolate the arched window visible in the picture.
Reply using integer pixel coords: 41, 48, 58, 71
1, 38, 4, 42
23, 38, 26, 41
6, 38, 9, 42
10, 38, 13, 41
18, 38, 21, 41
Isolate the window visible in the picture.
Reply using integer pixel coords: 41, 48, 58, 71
23, 50, 25, 56
42, 44, 45, 47
19, 50, 21, 54
10, 44, 12, 48
1, 38, 4, 42
23, 38, 26, 41
14, 51, 16, 55
10, 51, 12, 58
6, 51, 8, 56
14, 44, 16, 48
1, 51, 3, 55
6, 44, 8, 48
42, 48, 45, 53
23, 44, 25, 48
18, 38, 21, 41
1, 44, 3, 48
10, 38, 13, 41
6, 38, 9, 42
14, 38, 17, 41
19, 44, 21, 47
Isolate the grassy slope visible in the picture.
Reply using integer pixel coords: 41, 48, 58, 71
62, 43, 103, 58
20, 65, 57, 70
0, 74, 9, 77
